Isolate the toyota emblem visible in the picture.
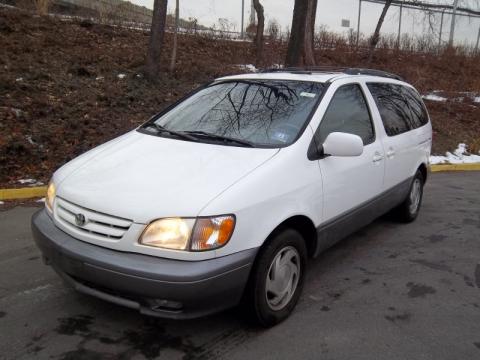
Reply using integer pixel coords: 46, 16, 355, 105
75, 213, 86, 226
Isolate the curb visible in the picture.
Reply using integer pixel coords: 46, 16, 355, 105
430, 163, 480, 172
0, 164, 479, 201
0, 186, 47, 201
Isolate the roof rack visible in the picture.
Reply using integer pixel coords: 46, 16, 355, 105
260, 66, 404, 81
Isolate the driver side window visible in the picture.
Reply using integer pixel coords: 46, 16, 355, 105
315, 84, 375, 146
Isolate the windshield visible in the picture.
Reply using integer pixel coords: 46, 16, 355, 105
143, 80, 325, 147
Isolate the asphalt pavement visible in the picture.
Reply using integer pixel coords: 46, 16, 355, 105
0, 172, 479, 360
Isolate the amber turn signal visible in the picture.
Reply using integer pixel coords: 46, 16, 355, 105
190, 215, 235, 251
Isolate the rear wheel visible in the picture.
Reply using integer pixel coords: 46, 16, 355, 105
394, 170, 424, 223
245, 228, 307, 327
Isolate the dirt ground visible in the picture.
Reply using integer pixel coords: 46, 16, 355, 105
1, 7, 479, 187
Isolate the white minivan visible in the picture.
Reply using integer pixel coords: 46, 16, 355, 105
32, 68, 432, 327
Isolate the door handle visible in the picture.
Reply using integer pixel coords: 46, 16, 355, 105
386, 149, 395, 158
372, 153, 384, 163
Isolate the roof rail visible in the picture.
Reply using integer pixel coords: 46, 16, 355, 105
260, 66, 404, 81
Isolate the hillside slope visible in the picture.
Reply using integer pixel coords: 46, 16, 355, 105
1, 7, 479, 186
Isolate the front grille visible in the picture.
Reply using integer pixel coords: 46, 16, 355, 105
55, 197, 132, 240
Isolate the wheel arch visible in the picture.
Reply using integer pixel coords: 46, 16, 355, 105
261, 215, 318, 259
418, 162, 428, 183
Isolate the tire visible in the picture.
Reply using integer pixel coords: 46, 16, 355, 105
394, 170, 424, 223
245, 228, 307, 327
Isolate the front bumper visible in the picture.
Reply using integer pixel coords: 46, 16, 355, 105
31, 209, 257, 319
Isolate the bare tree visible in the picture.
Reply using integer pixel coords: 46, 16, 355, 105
368, 0, 393, 62
303, 0, 318, 65
286, 0, 318, 67
34, 0, 49, 15
253, 0, 265, 65
146, 0, 168, 80
169, 0, 180, 72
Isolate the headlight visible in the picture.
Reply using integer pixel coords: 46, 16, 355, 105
140, 218, 194, 250
139, 215, 235, 251
46, 181, 56, 211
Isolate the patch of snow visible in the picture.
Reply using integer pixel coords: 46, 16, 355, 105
0, 3, 16, 8
422, 94, 447, 102
18, 178, 36, 184
25, 135, 35, 145
117, 73, 126, 79
16, 77, 23, 82
228, 38, 251, 43
11, 108, 23, 118
17, 179, 44, 186
36, 198, 46, 203
236, 64, 257, 72
421, 90, 480, 104
0, 201, 4, 205
429, 143, 480, 165
95, 76, 104, 81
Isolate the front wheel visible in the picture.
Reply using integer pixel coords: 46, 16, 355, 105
245, 228, 307, 327
394, 170, 424, 223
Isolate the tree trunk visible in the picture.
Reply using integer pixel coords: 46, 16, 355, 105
286, 0, 318, 67
368, 0, 393, 63
146, 0, 168, 80
169, 0, 180, 72
303, 0, 317, 66
253, 0, 265, 66
34, 0, 49, 15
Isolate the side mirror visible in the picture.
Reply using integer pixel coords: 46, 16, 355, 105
323, 132, 364, 157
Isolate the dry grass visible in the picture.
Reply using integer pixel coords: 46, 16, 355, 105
0, 7, 479, 185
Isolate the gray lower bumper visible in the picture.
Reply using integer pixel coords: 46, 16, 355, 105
31, 209, 257, 319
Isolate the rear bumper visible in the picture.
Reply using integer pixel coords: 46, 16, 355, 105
31, 209, 257, 319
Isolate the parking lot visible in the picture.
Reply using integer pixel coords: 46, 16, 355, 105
1, 171, 479, 360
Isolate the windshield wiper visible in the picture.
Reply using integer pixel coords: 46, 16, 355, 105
184, 131, 255, 147
146, 123, 198, 142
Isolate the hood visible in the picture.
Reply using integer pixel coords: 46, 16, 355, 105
56, 131, 279, 223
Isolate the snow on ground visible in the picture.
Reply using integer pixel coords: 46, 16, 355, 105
17, 179, 44, 186
422, 90, 479, 104
117, 73, 126, 79
18, 179, 37, 184
430, 143, 480, 165
236, 64, 257, 72
0, 201, 4, 205
423, 94, 447, 102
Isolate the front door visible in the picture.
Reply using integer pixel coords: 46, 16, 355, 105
313, 83, 385, 225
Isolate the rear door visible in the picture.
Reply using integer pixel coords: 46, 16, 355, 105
312, 82, 385, 223
366, 82, 418, 190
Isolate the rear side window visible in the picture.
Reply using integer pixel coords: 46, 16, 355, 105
367, 83, 411, 136
402, 86, 429, 128
316, 84, 375, 145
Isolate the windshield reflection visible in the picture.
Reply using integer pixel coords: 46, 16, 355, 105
149, 80, 325, 147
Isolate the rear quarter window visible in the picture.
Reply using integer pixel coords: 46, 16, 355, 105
367, 83, 412, 136
401, 86, 429, 128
